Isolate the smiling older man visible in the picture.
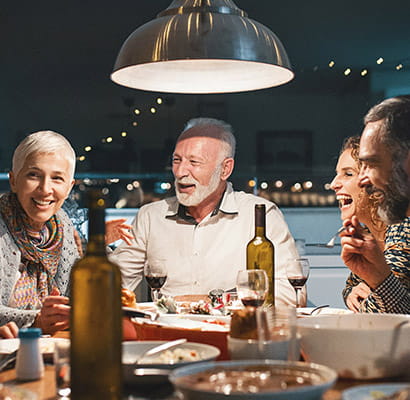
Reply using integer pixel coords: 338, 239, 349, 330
340, 95, 410, 313
110, 117, 304, 306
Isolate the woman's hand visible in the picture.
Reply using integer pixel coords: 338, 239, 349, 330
346, 282, 371, 312
105, 218, 133, 245
33, 288, 70, 335
341, 216, 390, 289
0, 321, 18, 338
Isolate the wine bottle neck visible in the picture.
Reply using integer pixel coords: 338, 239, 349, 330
254, 205, 266, 236
86, 208, 106, 254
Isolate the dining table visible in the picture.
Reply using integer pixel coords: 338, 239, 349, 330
1, 327, 409, 400
1, 364, 409, 399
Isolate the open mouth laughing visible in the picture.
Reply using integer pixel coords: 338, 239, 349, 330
336, 194, 353, 209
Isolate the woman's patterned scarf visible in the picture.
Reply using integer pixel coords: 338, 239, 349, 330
0, 192, 63, 309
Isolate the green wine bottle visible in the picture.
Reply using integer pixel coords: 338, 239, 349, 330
246, 204, 275, 306
70, 189, 122, 399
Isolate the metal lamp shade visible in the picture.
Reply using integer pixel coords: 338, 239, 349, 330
111, 0, 294, 94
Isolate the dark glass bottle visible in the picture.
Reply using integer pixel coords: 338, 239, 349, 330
246, 204, 275, 306
70, 189, 122, 400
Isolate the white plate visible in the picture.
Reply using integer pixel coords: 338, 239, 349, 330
298, 307, 353, 316
122, 340, 220, 386
342, 383, 410, 400
132, 313, 230, 332
0, 337, 69, 356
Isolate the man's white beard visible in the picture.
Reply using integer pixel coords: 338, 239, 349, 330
175, 164, 222, 207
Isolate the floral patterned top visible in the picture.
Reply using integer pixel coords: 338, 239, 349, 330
343, 216, 410, 313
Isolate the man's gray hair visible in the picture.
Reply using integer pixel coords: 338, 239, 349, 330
364, 95, 410, 157
179, 117, 236, 159
12, 130, 76, 179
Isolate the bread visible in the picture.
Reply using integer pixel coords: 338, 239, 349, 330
229, 307, 258, 339
121, 288, 137, 308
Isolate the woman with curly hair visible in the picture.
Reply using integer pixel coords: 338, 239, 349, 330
331, 136, 387, 312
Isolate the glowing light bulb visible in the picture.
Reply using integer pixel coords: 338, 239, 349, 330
134, 108, 141, 115
344, 68, 351, 76
106, 137, 113, 143
360, 69, 368, 76
328, 61, 335, 68
150, 107, 156, 114
156, 97, 163, 105
376, 57, 384, 65
248, 180, 256, 188
84, 146, 92, 152
121, 131, 127, 137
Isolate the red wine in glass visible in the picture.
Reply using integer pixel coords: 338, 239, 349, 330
241, 297, 265, 307
144, 260, 167, 302
145, 275, 167, 289
287, 276, 308, 289
286, 258, 310, 307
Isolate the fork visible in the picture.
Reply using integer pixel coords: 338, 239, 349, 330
316, 226, 346, 248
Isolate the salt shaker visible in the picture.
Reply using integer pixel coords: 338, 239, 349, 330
16, 327, 44, 381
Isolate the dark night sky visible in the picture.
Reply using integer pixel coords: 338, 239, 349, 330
1, 1, 410, 176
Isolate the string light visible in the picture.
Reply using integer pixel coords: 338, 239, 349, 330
376, 57, 384, 65
106, 137, 113, 143
328, 60, 335, 68
84, 146, 92, 152
260, 181, 268, 189
132, 121, 138, 126
396, 64, 403, 70
121, 131, 127, 137
248, 179, 256, 188
78, 155, 86, 161
360, 69, 368, 76
150, 107, 156, 114
134, 108, 141, 115
156, 97, 163, 104
344, 68, 351, 76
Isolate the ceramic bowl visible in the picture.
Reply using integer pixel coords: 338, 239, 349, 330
169, 359, 337, 400
298, 314, 410, 379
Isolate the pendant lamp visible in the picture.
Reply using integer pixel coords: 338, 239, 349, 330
111, 0, 294, 94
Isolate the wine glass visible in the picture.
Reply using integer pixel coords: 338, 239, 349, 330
236, 269, 268, 307
286, 258, 310, 308
144, 259, 167, 302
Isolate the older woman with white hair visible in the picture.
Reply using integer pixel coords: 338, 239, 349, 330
0, 130, 132, 335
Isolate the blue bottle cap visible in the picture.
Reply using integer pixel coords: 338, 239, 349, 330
18, 328, 42, 338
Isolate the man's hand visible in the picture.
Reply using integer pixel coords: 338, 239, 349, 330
346, 282, 371, 312
33, 288, 70, 335
341, 216, 390, 289
105, 218, 133, 245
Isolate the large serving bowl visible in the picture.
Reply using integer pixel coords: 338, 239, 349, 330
298, 314, 410, 379
169, 359, 337, 400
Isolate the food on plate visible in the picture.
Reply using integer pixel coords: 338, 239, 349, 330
229, 307, 257, 339
121, 288, 137, 308
379, 387, 410, 399
141, 348, 200, 364
156, 296, 178, 313
189, 301, 212, 315
172, 365, 318, 394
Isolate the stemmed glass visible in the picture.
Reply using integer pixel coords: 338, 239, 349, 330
144, 260, 167, 302
286, 258, 310, 308
236, 269, 268, 307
